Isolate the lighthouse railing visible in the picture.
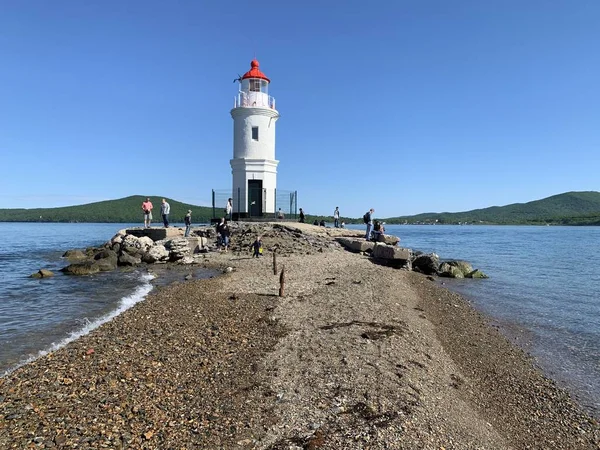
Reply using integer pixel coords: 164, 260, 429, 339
234, 92, 277, 109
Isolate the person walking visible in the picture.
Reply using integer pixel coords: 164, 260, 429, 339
184, 210, 192, 237
299, 208, 305, 223
333, 207, 340, 228
160, 198, 170, 228
364, 208, 375, 240
251, 236, 263, 257
142, 197, 153, 228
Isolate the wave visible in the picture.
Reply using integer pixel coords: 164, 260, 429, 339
2, 272, 155, 376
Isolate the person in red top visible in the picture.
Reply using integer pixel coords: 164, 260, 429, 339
142, 198, 153, 228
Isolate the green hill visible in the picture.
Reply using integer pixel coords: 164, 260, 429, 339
385, 191, 600, 225
2, 191, 600, 225
0, 196, 214, 224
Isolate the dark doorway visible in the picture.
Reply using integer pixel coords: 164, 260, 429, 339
248, 180, 263, 217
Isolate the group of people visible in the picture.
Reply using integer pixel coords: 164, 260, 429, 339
363, 208, 385, 241
142, 198, 193, 236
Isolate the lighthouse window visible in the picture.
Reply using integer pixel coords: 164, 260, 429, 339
252, 126, 259, 141
249, 79, 261, 92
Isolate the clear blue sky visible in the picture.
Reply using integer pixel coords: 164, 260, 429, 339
1, 0, 598, 217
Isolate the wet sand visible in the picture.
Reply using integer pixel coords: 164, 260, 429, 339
0, 223, 598, 449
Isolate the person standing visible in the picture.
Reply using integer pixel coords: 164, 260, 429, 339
277, 208, 285, 220
160, 198, 170, 228
142, 197, 153, 228
333, 207, 340, 228
225, 198, 233, 220
299, 208, 305, 223
184, 210, 192, 237
251, 236, 263, 257
219, 218, 231, 252
364, 208, 375, 240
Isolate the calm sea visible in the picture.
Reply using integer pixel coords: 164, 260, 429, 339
0, 223, 598, 417
379, 224, 600, 418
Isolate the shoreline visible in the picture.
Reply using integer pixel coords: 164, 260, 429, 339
1, 223, 598, 448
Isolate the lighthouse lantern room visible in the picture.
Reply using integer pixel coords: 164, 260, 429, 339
230, 59, 279, 218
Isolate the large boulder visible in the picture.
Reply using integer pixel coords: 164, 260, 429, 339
467, 269, 489, 279
118, 252, 142, 266
336, 238, 375, 253
166, 238, 192, 261
142, 244, 169, 263
93, 249, 118, 272
61, 261, 100, 276
438, 262, 464, 278
62, 249, 86, 260
372, 243, 411, 261
445, 260, 473, 277
412, 253, 440, 275
122, 234, 142, 250
374, 234, 400, 245
138, 236, 154, 251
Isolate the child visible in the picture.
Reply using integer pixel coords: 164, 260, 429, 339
251, 236, 263, 258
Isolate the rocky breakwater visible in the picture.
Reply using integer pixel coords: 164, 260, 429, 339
59, 228, 215, 276
336, 236, 488, 278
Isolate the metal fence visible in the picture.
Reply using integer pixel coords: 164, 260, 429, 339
212, 188, 297, 220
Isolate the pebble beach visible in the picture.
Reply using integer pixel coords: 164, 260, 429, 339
0, 223, 598, 449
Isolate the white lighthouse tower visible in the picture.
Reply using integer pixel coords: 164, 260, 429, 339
230, 59, 279, 218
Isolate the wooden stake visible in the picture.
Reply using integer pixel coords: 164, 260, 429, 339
279, 265, 285, 297
273, 249, 278, 275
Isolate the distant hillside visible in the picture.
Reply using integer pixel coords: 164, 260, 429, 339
386, 191, 600, 225
0, 196, 214, 224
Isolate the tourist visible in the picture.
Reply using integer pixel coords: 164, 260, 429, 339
313, 219, 319, 226
333, 206, 340, 228
319, 219, 326, 227
340, 221, 345, 228
142, 197, 153, 228
364, 208, 374, 240
372, 220, 383, 241
299, 208, 305, 223
277, 208, 285, 220
184, 210, 192, 237
251, 236, 263, 257
225, 198, 233, 220
160, 198, 170, 228
219, 218, 231, 253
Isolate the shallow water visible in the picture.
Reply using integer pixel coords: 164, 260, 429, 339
0, 223, 216, 375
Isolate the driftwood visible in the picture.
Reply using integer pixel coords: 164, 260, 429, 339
279, 265, 285, 297
273, 250, 277, 275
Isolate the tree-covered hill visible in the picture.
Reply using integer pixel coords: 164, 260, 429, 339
0, 196, 214, 224
384, 191, 600, 225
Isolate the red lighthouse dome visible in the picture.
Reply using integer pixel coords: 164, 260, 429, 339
241, 59, 270, 83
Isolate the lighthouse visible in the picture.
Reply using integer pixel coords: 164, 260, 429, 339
230, 59, 279, 218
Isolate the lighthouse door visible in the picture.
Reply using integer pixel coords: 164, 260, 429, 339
248, 180, 263, 217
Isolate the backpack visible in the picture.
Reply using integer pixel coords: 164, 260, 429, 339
363, 212, 370, 224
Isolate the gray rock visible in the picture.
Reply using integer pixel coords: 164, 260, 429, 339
118, 252, 142, 266
166, 238, 191, 261
336, 238, 375, 253
467, 269, 489, 279
372, 243, 411, 260
142, 244, 169, 263
412, 253, 440, 275
446, 260, 474, 276
61, 261, 101, 276
62, 249, 86, 260
438, 262, 464, 278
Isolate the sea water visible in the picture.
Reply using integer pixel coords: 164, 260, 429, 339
380, 224, 600, 417
0, 223, 215, 375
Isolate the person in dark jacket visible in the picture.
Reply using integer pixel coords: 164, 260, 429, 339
299, 208, 305, 223
184, 210, 192, 237
251, 236, 263, 257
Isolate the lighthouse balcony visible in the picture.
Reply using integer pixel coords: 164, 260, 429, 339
234, 92, 276, 110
